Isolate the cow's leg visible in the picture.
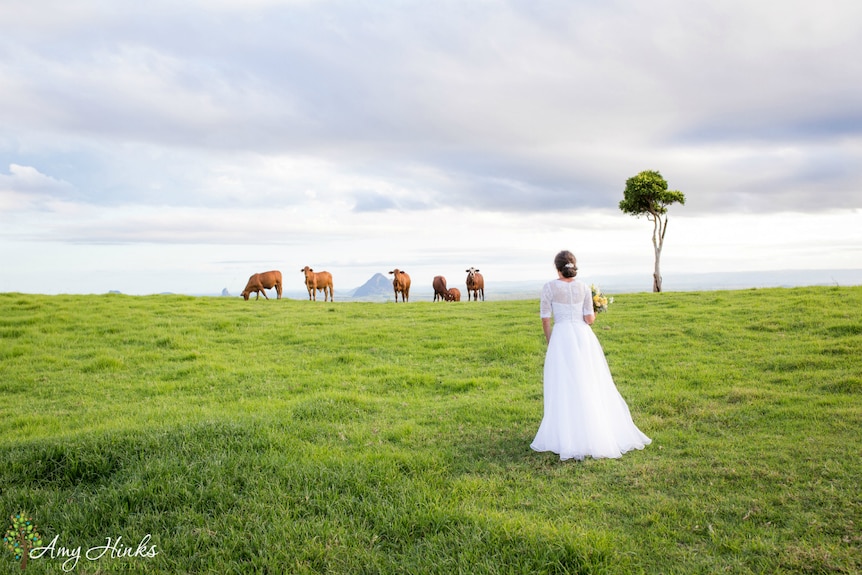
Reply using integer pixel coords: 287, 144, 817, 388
261, 289, 269, 300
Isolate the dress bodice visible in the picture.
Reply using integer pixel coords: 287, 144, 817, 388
540, 279, 594, 323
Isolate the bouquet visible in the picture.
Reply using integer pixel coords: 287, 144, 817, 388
591, 284, 613, 314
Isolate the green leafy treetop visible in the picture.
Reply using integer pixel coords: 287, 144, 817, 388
619, 170, 686, 292
4, 513, 43, 571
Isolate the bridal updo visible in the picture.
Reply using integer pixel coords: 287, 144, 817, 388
554, 250, 578, 278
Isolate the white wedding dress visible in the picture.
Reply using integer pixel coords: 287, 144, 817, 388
530, 279, 651, 461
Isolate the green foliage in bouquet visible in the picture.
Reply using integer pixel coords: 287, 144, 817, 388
591, 284, 613, 314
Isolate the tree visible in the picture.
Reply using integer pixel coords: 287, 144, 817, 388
4, 512, 42, 571
619, 170, 686, 293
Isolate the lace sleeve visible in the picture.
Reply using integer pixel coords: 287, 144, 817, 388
540, 282, 553, 319
582, 281, 595, 317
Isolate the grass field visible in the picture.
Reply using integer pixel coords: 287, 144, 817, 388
1, 287, 860, 574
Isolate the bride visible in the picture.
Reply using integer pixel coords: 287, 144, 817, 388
530, 250, 651, 461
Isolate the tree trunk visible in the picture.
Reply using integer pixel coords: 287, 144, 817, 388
652, 214, 663, 293
17, 533, 29, 570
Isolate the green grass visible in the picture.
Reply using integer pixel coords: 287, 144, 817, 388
1, 287, 860, 574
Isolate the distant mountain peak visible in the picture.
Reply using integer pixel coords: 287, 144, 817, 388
351, 273, 392, 298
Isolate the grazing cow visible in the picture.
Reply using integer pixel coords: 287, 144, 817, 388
242, 270, 283, 301
300, 266, 334, 302
465, 267, 485, 301
432, 276, 448, 302
445, 287, 461, 302
389, 269, 411, 302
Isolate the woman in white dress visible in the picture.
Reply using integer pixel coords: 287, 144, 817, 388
530, 250, 651, 461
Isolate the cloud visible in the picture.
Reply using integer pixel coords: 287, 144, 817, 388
0, 163, 72, 193
0, 164, 76, 210
1, 0, 860, 272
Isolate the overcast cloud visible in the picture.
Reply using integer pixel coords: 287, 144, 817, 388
1, 0, 860, 295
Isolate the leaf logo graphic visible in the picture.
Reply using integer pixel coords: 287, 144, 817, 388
3, 513, 43, 570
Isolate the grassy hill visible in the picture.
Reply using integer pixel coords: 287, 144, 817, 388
1, 287, 860, 573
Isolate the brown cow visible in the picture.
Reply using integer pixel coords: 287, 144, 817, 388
432, 276, 448, 302
300, 266, 334, 302
388, 269, 411, 302
465, 267, 484, 301
242, 270, 283, 300
445, 287, 461, 302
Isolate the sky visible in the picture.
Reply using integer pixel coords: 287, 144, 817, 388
1, 0, 861, 296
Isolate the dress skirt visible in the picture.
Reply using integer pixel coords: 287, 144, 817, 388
530, 317, 651, 461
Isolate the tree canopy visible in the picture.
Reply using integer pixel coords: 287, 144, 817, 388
619, 170, 686, 218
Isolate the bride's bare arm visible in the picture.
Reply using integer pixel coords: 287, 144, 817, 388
542, 317, 552, 343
